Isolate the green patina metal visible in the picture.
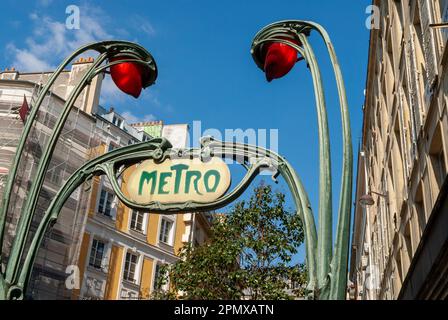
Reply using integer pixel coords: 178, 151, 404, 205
137, 167, 221, 196
251, 20, 353, 300
0, 19, 352, 301
0, 40, 157, 299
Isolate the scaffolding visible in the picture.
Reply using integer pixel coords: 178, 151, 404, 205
0, 75, 101, 299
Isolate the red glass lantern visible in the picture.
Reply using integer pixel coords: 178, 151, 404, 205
110, 55, 144, 98
263, 38, 300, 82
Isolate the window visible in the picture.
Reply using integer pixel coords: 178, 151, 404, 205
98, 189, 114, 217
108, 143, 116, 153
411, 9, 428, 113
415, 186, 426, 237
0, 171, 7, 189
430, 149, 447, 189
153, 264, 162, 290
403, 220, 413, 270
429, 125, 447, 190
194, 226, 204, 247
159, 218, 173, 245
123, 252, 139, 283
153, 263, 168, 291
438, 0, 448, 45
89, 239, 105, 269
130, 210, 146, 233
395, 254, 403, 287
112, 116, 123, 128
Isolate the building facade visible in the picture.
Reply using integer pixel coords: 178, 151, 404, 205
350, 0, 448, 300
0, 59, 211, 300
76, 118, 212, 300
1, 59, 105, 299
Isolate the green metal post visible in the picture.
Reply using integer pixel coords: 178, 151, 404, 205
298, 34, 333, 297
0, 25, 351, 301
0, 41, 158, 299
312, 24, 353, 301
0, 41, 157, 256
0, 43, 104, 255
18, 140, 168, 297
17, 136, 319, 300
4, 52, 108, 286
251, 20, 353, 300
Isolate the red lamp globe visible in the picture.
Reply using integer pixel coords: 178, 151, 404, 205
110, 55, 144, 98
263, 38, 300, 82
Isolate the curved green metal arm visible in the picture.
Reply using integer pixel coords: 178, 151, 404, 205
0, 41, 157, 252
5, 52, 108, 286
15, 139, 169, 299
102, 136, 319, 297
91, 136, 319, 297
0, 40, 158, 298
251, 20, 353, 300
309, 22, 353, 301
9, 135, 318, 299
298, 34, 333, 294
300, 20, 353, 301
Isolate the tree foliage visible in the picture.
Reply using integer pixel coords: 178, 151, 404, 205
153, 183, 307, 300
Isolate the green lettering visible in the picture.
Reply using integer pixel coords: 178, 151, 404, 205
139, 171, 157, 195
170, 164, 189, 194
185, 171, 203, 195
204, 170, 221, 192
158, 172, 172, 195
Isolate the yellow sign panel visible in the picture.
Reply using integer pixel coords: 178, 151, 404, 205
126, 157, 231, 204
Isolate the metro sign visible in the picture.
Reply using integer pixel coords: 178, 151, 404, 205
126, 157, 231, 204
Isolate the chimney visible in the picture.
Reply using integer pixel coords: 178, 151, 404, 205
1, 67, 19, 80
72, 57, 95, 65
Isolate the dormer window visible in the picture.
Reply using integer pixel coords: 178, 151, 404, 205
112, 115, 123, 128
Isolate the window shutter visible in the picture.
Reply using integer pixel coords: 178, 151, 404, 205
419, 0, 439, 104
406, 27, 423, 139
110, 194, 118, 221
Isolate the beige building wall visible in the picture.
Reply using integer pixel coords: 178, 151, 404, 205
350, 0, 448, 300
77, 119, 213, 300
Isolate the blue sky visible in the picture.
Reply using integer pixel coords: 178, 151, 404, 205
0, 0, 371, 262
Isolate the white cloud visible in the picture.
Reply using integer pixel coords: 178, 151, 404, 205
6, 43, 52, 71
5, 5, 170, 116
140, 90, 174, 113
38, 0, 54, 7
143, 114, 156, 121
131, 15, 156, 37
121, 111, 156, 123
6, 5, 112, 72
66, 8, 112, 50
25, 17, 67, 58
99, 76, 126, 105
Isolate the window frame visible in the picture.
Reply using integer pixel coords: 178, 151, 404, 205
158, 217, 174, 246
89, 239, 106, 270
123, 251, 139, 284
153, 263, 168, 291
98, 188, 115, 218
129, 210, 147, 234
